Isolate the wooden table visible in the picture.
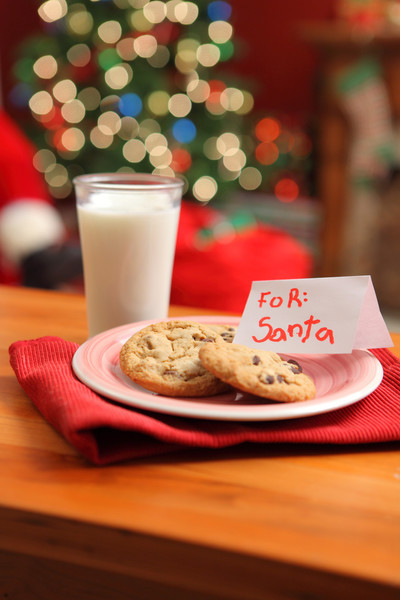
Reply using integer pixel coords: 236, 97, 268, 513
1, 284, 399, 600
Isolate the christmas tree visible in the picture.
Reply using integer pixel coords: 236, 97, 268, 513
11, 0, 312, 203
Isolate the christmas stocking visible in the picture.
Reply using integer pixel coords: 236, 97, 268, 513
336, 58, 396, 182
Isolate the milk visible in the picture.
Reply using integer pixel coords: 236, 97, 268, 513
77, 196, 180, 337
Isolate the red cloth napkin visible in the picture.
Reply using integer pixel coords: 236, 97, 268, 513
9, 336, 400, 465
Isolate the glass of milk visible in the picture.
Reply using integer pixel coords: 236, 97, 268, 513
73, 173, 183, 337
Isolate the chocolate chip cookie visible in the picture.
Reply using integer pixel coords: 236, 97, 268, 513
119, 320, 230, 397
206, 324, 237, 343
199, 342, 316, 402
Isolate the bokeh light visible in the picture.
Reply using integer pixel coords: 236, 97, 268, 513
52, 79, 77, 103
174, 1, 199, 24
61, 127, 85, 151
33, 148, 56, 173
90, 126, 114, 149
61, 99, 86, 123
172, 118, 196, 143
104, 63, 132, 89
149, 146, 172, 168
139, 118, 161, 139
239, 166, 262, 190
123, 138, 147, 162
274, 178, 299, 202
168, 93, 192, 117
147, 45, 170, 68
67, 6, 93, 36
235, 90, 254, 114
197, 44, 220, 67
98, 111, 121, 135
207, 1, 232, 22
118, 116, 140, 140
255, 142, 279, 165
203, 136, 221, 160
193, 176, 218, 202
171, 148, 192, 172
216, 132, 239, 155
223, 148, 246, 172
29, 91, 54, 115
98, 48, 121, 70
67, 44, 91, 67
129, 9, 152, 32
116, 38, 137, 61
220, 87, 244, 112
187, 79, 210, 103
38, 0, 67, 23
98, 20, 122, 44
134, 34, 158, 58
33, 55, 58, 79
208, 20, 233, 44
145, 132, 168, 152
45, 163, 69, 187
255, 117, 281, 142
147, 90, 170, 116
143, 1, 166, 23
78, 87, 101, 110
119, 93, 143, 117
175, 39, 199, 73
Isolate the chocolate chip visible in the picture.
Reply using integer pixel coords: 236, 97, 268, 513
287, 359, 302, 373
164, 369, 177, 376
252, 355, 261, 365
202, 337, 215, 343
265, 375, 274, 384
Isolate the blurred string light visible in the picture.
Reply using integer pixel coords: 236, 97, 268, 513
12, 0, 312, 202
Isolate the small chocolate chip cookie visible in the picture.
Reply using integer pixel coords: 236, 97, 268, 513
199, 342, 316, 402
119, 320, 230, 397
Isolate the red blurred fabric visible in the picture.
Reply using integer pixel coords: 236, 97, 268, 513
0, 109, 50, 205
0, 109, 52, 284
171, 202, 312, 313
9, 337, 400, 465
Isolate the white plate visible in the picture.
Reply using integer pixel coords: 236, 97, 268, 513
72, 316, 383, 421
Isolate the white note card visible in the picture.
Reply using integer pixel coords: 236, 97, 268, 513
233, 276, 393, 354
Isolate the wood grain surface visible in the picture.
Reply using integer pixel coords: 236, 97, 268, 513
1, 285, 399, 600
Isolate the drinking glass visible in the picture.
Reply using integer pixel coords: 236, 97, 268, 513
74, 173, 183, 337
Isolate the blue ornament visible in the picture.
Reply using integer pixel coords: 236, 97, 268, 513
118, 93, 143, 117
207, 1, 232, 21
172, 119, 197, 143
